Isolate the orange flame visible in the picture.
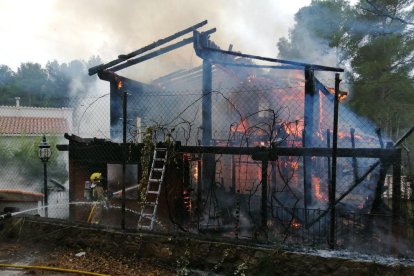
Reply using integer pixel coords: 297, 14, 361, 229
183, 190, 192, 212
231, 118, 248, 133
337, 131, 364, 140
117, 79, 123, 89
327, 87, 348, 102
290, 159, 299, 170
192, 163, 198, 182
312, 176, 327, 201
291, 218, 301, 229
283, 121, 304, 137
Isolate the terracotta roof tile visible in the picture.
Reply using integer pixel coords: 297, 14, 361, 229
0, 189, 43, 202
0, 116, 69, 135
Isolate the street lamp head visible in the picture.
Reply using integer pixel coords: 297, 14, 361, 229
38, 135, 51, 162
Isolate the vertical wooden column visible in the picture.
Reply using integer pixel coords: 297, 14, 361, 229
303, 68, 315, 209
121, 88, 127, 230
261, 159, 268, 229
202, 58, 212, 146
329, 73, 341, 249
201, 34, 214, 195
109, 80, 120, 140
392, 148, 402, 254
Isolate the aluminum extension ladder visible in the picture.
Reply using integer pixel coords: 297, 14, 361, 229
137, 147, 168, 230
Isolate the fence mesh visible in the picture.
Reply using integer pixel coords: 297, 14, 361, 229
0, 65, 413, 257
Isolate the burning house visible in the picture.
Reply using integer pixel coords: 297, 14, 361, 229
59, 21, 410, 251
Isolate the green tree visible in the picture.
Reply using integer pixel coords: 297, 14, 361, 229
14, 62, 52, 106
0, 65, 14, 86
0, 56, 102, 107
348, 0, 414, 139
0, 65, 18, 106
277, 0, 414, 172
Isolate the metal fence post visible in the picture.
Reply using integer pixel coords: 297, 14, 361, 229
392, 148, 402, 254
121, 85, 128, 230
329, 73, 341, 249
261, 159, 268, 229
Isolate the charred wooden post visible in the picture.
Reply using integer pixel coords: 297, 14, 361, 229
327, 129, 332, 189
196, 159, 202, 230
304, 67, 315, 147
183, 155, 190, 188
110, 78, 121, 139
200, 33, 215, 196
392, 148, 402, 255
329, 73, 341, 249
261, 159, 268, 229
303, 67, 314, 208
121, 83, 128, 230
202, 55, 212, 145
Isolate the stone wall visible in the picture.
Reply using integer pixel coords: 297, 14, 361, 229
2, 217, 413, 275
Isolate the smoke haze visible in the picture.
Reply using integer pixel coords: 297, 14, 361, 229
1, 0, 314, 80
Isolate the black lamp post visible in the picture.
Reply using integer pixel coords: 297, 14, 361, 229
38, 135, 51, 217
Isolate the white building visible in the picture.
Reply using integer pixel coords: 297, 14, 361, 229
0, 97, 72, 218
0, 97, 72, 137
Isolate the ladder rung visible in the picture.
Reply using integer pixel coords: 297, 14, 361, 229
138, 148, 166, 232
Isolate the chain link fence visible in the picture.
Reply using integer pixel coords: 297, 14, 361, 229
0, 65, 413, 256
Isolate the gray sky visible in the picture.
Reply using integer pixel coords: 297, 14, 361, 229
1, 0, 357, 81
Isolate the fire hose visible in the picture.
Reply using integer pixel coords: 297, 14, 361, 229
0, 212, 12, 221
0, 264, 110, 276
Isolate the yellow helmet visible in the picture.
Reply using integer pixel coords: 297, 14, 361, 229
90, 172, 102, 182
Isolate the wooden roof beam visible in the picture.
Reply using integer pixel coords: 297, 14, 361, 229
88, 20, 209, 76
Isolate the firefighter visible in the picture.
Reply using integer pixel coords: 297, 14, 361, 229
90, 172, 105, 201
87, 172, 107, 224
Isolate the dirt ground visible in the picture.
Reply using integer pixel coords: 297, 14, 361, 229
0, 241, 176, 275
